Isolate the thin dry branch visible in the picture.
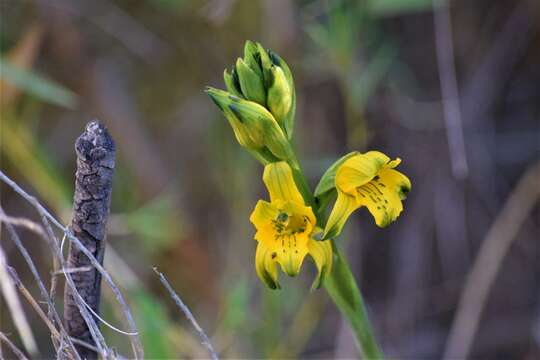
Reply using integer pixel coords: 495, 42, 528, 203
0, 170, 143, 359
0, 331, 30, 360
6, 265, 61, 339
153, 267, 219, 360
443, 161, 540, 359
0, 206, 80, 359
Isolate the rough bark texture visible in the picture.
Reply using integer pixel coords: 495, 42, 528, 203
64, 121, 115, 359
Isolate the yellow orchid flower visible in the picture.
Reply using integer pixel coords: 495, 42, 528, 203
250, 161, 333, 289
323, 151, 411, 239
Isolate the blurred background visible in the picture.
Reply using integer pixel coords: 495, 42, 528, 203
1, 0, 539, 358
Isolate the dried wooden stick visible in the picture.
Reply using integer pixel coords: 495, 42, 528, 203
63, 121, 115, 359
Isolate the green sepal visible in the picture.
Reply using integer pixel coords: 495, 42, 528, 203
235, 58, 266, 105
243, 40, 263, 78
314, 151, 359, 197
256, 42, 273, 88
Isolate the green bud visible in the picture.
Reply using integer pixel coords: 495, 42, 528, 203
267, 65, 292, 125
243, 40, 263, 78
256, 42, 273, 87
223, 69, 242, 97
227, 96, 293, 161
267, 50, 296, 138
205, 87, 260, 150
235, 58, 266, 105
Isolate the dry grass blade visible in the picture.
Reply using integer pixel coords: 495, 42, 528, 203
0, 244, 38, 356
153, 267, 219, 360
0, 331, 30, 360
0, 206, 81, 359
444, 161, 540, 359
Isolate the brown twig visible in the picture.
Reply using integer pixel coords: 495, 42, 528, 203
443, 161, 540, 359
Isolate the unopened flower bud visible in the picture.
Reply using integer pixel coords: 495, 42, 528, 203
235, 58, 266, 106
227, 96, 293, 161
206, 87, 261, 150
267, 65, 292, 125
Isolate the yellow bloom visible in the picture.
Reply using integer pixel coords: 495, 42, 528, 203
250, 162, 333, 289
323, 151, 411, 239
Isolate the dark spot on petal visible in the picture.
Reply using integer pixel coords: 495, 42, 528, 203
271, 252, 277, 259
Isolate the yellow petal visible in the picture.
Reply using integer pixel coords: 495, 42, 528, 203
274, 232, 310, 277
336, 152, 390, 194
308, 238, 333, 289
263, 161, 304, 204
355, 168, 411, 227
255, 242, 280, 289
249, 200, 278, 229
323, 190, 358, 240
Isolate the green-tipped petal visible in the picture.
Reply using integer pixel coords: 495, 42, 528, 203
236, 58, 266, 105
255, 242, 280, 289
323, 190, 358, 240
308, 238, 333, 289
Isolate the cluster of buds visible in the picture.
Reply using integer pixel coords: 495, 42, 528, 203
206, 41, 296, 164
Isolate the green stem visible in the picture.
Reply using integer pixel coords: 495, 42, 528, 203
290, 157, 384, 359
324, 247, 384, 359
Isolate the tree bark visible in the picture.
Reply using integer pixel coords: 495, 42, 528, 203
64, 121, 115, 359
